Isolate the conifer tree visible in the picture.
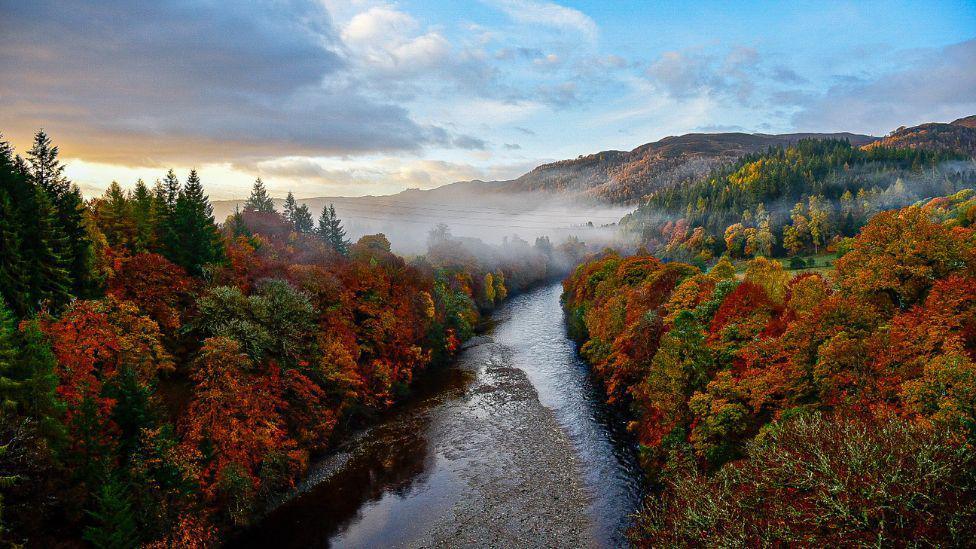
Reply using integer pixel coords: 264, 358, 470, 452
82, 475, 140, 549
15, 320, 66, 447
26, 131, 95, 297
171, 170, 224, 275
244, 178, 275, 213
283, 192, 297, 224
317, 204, 349, 255
292, 203, 314, 234
157, 170, 181, 259
0, 298, 19, 412
131, 179, 156, 251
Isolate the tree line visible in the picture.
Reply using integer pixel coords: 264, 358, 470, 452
563, 189, 976, 545
0, 130, 586, 546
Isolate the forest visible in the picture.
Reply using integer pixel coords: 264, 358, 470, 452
563, 189, 976, 544
0, 131, 585, 546
623, 138, 975, 264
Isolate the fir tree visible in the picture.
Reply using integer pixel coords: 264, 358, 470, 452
15, 321, 66, 448
131, 179, 156, 251
244, 178, 275, 213
171, 170, 224, 275
317, 204, 349, 255
26, 131, 95, 297
292, 203, 314, 234
0, 299, 18, 412
157, 170, 181, 260
283, 191, 297, 224
82, 474, 140, 549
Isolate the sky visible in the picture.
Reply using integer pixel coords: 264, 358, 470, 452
1, 0, 974, 199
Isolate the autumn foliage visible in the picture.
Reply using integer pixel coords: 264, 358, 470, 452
563, 199, 976, 545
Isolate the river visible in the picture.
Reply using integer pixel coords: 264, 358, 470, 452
235, 283, 644, 548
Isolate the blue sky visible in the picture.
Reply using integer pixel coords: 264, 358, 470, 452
1, 0, 973, 199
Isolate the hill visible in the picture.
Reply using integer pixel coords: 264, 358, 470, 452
492, 132, 877, 204
865, 116, 976, 156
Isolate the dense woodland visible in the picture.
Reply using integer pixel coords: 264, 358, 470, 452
624, 138, 975, 264
0, 131, 583, 546
564, 190, 976, 544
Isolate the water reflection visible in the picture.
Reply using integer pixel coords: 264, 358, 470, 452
233, 366, 474, 548
236, 284, 643, 548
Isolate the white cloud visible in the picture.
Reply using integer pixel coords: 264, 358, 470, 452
341, 6, 451, 75
485, 0, 598, 42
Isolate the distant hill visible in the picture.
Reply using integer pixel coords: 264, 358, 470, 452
491, 132, 878, 204
865, 116, 976, 157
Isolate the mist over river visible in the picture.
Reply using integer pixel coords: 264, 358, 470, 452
235, 283, 643, 548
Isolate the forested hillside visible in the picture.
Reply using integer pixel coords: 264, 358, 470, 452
623, 138, 973, 263
0, 132, 584, 546
563, 191, 976, 545
492, 131, 877, 203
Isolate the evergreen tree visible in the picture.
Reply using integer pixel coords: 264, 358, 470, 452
317, 204, 349, 255
157, 170, 181, 260
15, 321, 66, 447
26, 131, 95, 297
171, 170, 224, 275
0, 193, 27, 315
131, 179, 156, 251
244, 178, 275, 213
82, 475, 140, 549
0, 299, 18, 412
98, 182, 135, 249
292, 203, 314, 234
283, 192, 297, 224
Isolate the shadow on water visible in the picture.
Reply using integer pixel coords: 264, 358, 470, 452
231, 365, 475, 548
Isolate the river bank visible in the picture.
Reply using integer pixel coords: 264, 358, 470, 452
234, 283, 642, 547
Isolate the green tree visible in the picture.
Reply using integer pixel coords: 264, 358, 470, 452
170, 170, 224, 275
131, 179, 156, 251
283, 191, 297, 224
317, 204, 349, 255
26, 130, 95, 297
243, 178, 276, 213
292, 203, 314, 234
82, 475, 140, 549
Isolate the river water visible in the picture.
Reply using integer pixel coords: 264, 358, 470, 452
236, 283, 643, 548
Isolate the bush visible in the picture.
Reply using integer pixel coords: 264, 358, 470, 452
634, 412, 976, 547
788, 256, 807, 269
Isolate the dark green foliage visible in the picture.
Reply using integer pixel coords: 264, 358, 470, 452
168, 170, 224, 275
283, 191, 297, 224
629, 139, 971, 256
0, 300, 19, 413
13, 321, 65, 447
0, 140, 72, 314
292, 203, 314, 234
26, 131, 96, 298
243, 178, 276, 213
317, 204, 349, 255
82, 474, 140, 549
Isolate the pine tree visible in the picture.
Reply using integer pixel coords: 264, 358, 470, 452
157, 170, 181, 260
283, 192, 297, 225
244, 178, 275, 213
131, 179, 156, 251
25, 187, 72, 310
26, 131, 95, 297
292, 203, 314, 234
82, 475, 140, 549
0, 298, 19, 412
0, 193, 27, 315
317, 204, 349, 255
171, 170, 224, 276
98, 182, 135, 249
15, 320, 66, 447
